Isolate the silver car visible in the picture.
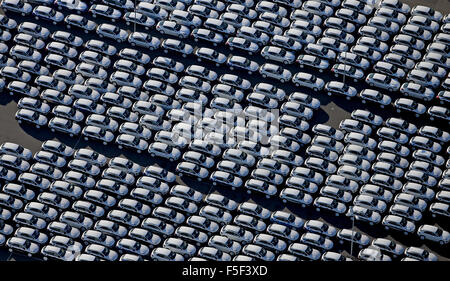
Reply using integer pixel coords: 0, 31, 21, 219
292, 72, 324, 91
365, 73, 400, 92
156, 20, 190, 38
96, 23, 128, 42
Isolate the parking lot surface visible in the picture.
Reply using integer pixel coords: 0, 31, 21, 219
0, 0, 449, 261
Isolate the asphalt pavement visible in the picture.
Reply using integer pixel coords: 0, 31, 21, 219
401, 0, 450, 14
0, 0, 449, 261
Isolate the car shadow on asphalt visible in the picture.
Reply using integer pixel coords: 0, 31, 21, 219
0, 92, 14, 105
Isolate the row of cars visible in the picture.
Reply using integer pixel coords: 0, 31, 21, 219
0, 0, 449, 126
270, 0, 450, 121
265, 108, 450, 243
0, 141, 446, 261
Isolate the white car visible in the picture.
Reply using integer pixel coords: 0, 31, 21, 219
261, 46, 295, 64
400, 82, 435, 101
156, 20, 190, 38
33, 5, 64, 24
292, 72, 324, 91
96, 24, 128, 42
1, 0, 32, 16
325, 81, 357, 100
382, 215, 415, 235
417, 225, 450, 245
365, 73, 400, 92
128, 32, 161, 50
